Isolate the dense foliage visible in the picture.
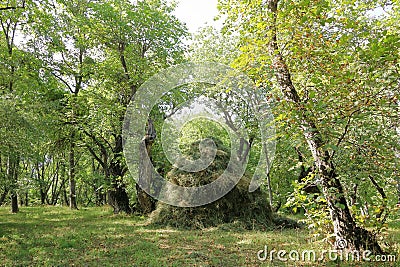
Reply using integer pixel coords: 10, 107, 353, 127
0, 0, 399, 255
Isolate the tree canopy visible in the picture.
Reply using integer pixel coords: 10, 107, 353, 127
0, 0, 399, 261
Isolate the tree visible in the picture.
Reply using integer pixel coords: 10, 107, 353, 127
15, 0, 188, 213
189, 26, 241, 65
189, 27, 278, 208
219, 0, 399, 253
0, 0, 32, 213
78, 0, 188, 213
27, 0, 101, 210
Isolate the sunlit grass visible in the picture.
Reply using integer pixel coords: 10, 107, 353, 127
0, 206, 398, 266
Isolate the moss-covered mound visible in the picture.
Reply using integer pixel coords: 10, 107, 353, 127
150, 137, 294, 229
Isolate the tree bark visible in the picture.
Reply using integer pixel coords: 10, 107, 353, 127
107, 135, 131, 214
24, 192, 28, 206
50, 163, 59, 205
0, 188, 8, 206
397, 178, 400, 205
107, 182, 131, 214
263, 143, 273, 208
69, 132, 78, 210
136, 141, 156, 214
11, 193, 18, 213
136, 119, 157, 214
83, 128, 131, 213
266, 0, 382, 253
63, 184, 69, 207
7, 155, 19, 213
10, 154, 19, 212
37, 162, 47, 205
266, 172, 273, 208
350, 184, 358, 206
368, 175, 387, 220
51, 162, 66, 205
295, 147, 320, 194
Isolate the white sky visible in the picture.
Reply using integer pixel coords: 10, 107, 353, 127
171, 0, 222, 33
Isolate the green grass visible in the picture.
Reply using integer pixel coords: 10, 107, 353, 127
0, 206, 398, 266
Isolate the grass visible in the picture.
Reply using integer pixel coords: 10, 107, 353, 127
0, 206, 398, 266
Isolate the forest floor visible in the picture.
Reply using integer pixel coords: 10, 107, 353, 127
0, 206, 398, 266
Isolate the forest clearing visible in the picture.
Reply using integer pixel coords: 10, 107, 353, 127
1, 0, 399, 266
1, 206, 399, 266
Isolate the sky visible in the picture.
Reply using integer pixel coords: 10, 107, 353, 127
171, 0, 222, 33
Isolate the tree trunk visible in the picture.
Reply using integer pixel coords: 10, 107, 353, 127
0, 189, 8, 206
40, 189, 46, 205
136, 119, 157, 214
107, 185, 131, 214
102, 41, 143, 214
8, 155, 19, 213
11, 153, 19, 213
266, 173, 273, 208
62, 161, 69, 206
69, 133, 78, 210
50, 163, 59, 205
68, 47, 84, 210
397, 178, 400, 205
368, 175, 387, 220
52, 163, 66, 205
266, 0, 382, 253
264, 144, 273, 208
295, 147, 320, 194
350, 184, 358, 206
136, 141, 156, 214
397, 100, 400, 205
63, 185, 69, 207
238, 137, 253, 163
107, 135, 131, 214
11, 193, 18, 213
83, 128, 131, 213
36, 161, 48, 205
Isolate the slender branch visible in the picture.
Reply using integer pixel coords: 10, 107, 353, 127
216, 102, 239, 133
61, 51, 75, 74
10, 20, 18, 54
163, 105, 180, 119
331, 109, 360, 160
81, 128, 109, 166
368, 175, 387, 201
0, 6, 23, 11
0, 0, 25, 11
368, 175, 387, 222
85, 145, 106, 169
99, 135, 113, 151
51, 71, 73, 93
